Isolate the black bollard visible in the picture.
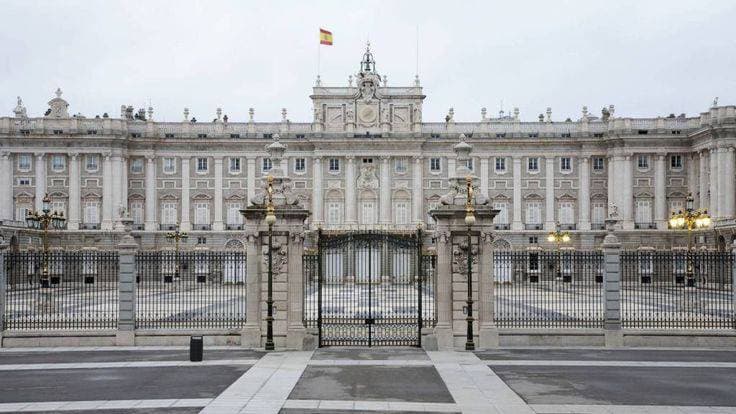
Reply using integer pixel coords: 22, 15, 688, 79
190, 336, 203, 362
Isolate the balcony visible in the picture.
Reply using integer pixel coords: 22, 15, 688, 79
160, 224, 177, 231
560, 224, 576, 231
193, 224, 211, 231
525, 224, 543, 230
635, 222, 657, 229
80, 223, 99, 230
494, 224, 510, 230
591, 223, 606, 230
226, 224, 244, 231
132, 224, 144, 230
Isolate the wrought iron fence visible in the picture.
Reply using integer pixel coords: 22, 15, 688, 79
4, 251, 119, 330
621, 251, 734, 329
303, 252, 319, 329
493, 250, 604, 328
135, 251, 247, 329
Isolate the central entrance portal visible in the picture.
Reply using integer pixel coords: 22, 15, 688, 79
304, 231, 435, 347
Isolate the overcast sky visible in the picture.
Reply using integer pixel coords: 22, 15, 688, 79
1, 0, 734, 123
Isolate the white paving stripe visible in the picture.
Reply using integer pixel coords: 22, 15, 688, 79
530, 404, 736, 413
200, 351, 313, 414
283, 399, 461, 412
428, 351, 534, 414
0, 346, 243, 353
307, 359, 433, 366
0, 359, 260, 371
0, 398, 212, 412
485, 360, 736, 368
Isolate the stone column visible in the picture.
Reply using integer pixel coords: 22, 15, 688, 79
213, 157, 224, 231
607, 155, 615, 208
246, 157, 256, 206
447, 157, 456, 178
180, 157, 191, 231
699, 151, 709, 211
345, 156, 357, 225
111, 155, 122, 224
724, 147, 736, 218
286, 231, 308, 349
412, 156, 423, 224
67, 153, 81, 230
121, 157, 129, 216
478, 231, 498, 348
34, 153, 46, 212
242, 230, 261, 348
717, 147, 727, 218
312, 157, 323, 225
578, 157, 590, 231
101, 154, 113, 230
602, 231, 623, 347
380, 156, 391, 225
544, 156, 555, 230
512, 156, 523, 231
116, 220, 138, 346
479, 158, 489, 199
433, 226, 453, 349
144, 156, 157, 231
0, 152, 12, 221
710, 148, 719, 218
687, 153, 698, 209
654, 154, 667, 229
622, 155, 634, 230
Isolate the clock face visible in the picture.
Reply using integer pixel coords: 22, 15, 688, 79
359, 105, 377, 124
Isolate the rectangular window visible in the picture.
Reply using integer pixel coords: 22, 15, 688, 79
394, 158, 407, 173
592, 157, 604, 171
495, 157, 506, 172
526, 201, 541, 224
163, 158, 176, 173
51, 155, 65, 172
229, 157, 241, 173
262, 158, 272, 172
86, 155, 99, 172
637, 155, 649, 170
329, 158, 340, 172
84, 201, 99, 224
592, 202, 606, 224
161, 202, 177, 225
17, 178, 31, 186
362, 158, 373, 164
671, 155, 682, 169
430, 158, 441, 172
196, 157, 208, 173
560, 157, 571, 172
670, 200, 684, 215
636, 200, 652, 224
130, 159, 143, 173
194, 203, 210, 225
559, 201, 574, 224
16, 206, 30, 221
227, 203, 243, 225
50, 201, 66, 217
527, 157, 539, 172
295, 158, 306, 172
493, 202, 508, 224
130, 201, 144, 225
18, 154, 31, 171
327, 202, 343, 224
361, 201, 376, 225
394, 202, 408, 225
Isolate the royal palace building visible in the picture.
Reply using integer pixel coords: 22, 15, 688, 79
1, 47, 736, 251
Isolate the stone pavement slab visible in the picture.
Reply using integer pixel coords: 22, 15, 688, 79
475, 348, 736, 362
288, 365, 454, 403
0, 348, 264, 365
311, 348, 429, 361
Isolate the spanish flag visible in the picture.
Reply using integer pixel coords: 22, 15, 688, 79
319, 28, 333, 45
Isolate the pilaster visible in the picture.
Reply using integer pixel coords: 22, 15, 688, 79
180, 156, 191, 232
144, 155, 157, 231
412, 156, 423, 224
654, 154, 667, 229
544, 156, 555, 231
379, 155, 391, 225
213, 157, 224, 231
312, 157, 323, 226
0, 153, 12, 221
344, 156, 357, 225
246, 157, 256, 206
511, 156, 523, 231
34, 153, 46, 212
578, 156, 590, 231
101, 153, 113, 230
67, 153, 80, 230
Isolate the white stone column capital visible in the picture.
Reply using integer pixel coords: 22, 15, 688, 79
380, 155, 391, 162
412, 156, 423, 163
313, 156, 322, 163
346, 155, 355, 163
34, 152, 45, 160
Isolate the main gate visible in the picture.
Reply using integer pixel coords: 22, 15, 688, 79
303, 230, 436, 347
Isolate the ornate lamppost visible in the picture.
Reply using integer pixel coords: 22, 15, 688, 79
547, 226, 572, 280
668, 193, 711, 286
166, 223, 188, 281
264, 175, 277, 351
25, 193, 66, 287
464, 175, 476, 351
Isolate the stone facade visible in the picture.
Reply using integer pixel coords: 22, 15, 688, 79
2, 47, 736, 251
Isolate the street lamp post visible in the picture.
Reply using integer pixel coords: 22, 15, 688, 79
25, 193, 66, 287
264, 175, 277, 351
464, 176, 476, 351
547, 226, 571, 281
668, 193, 711, 286
165, 223, 188, 282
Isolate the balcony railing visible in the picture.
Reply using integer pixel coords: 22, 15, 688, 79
81, 223, 99, 230
193, 224, 212, 231
494, 224, 510, 230
225, 224, 244, 231
132, 224, 145, 230
160, 224, 177, 231
560, 224, 576, 231
525, 224, 543, 230
635, 222, 657, 229
591, 223, 606, 230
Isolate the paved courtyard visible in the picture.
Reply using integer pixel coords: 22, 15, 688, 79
0, 346, 735, 413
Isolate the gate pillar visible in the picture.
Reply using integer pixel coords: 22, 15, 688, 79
429, 134, 499, 350
240, 134, 312, 350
